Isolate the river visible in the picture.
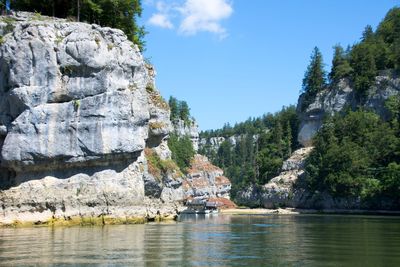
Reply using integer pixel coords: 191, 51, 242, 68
1, 214, 400, 266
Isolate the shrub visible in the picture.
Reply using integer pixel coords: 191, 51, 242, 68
168, 134, 195, 173
144, 148, 183, 181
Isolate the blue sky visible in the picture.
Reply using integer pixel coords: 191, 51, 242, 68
141, 0, 399, 131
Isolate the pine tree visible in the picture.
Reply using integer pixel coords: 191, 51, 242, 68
285, 121, 292, 157
329, 44, 353, 84
168, 134, 195, 172
0, 0, 7, 14
168, 96, 178, 121
302, 47, 327, 95
362, 25, 374, 42
179, 101, 190, 124
350, 43, 377, 94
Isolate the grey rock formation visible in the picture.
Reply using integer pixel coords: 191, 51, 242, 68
0, 12, 233, 225
0, 13, 154, 172
0, 12, 178, 224
170, 118, 232, 201
234, 147, 313, 208
199, 134, 259, 154
183, 155, 231, 200
261, 147, 313, 208
173, 119, 199, 151
298, 74, 400, 146
234, 184, 262, 208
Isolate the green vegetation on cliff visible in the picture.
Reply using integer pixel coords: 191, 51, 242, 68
301, 47, 327, 110
305, 97, 400, 208
8, 0, 145, 50
168, 96, 192, 125
167, 96, 196, 172
144, 148, 183, 180
301, 7, 400, 104
168, 133, 195, 173
200, 7, 400, 208
301, 7, 400, 209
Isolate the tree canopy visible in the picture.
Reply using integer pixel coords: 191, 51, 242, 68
300, 7, 400, 108
304, 102, 400, 209
9, 0, 145, 50
338, 7, 399, 93
300, 47, 327, 110
329, 44, 352, 83
302, 47, 327, 96
169, 96, 192, 125
199, 106, 299, 198
168, 133, 195, 172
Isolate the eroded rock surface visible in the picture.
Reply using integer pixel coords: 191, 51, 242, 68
235, 147, 313, 208
183, 155, 231, 200
261, 147, 313, 208
173, 119, 199, 151
298, 74, 400, 146
0, 12, 178, 224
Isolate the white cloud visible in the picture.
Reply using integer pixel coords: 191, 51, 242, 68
178, 0, 233, 36
146, 0, 233, 38
148, 13, 174, 29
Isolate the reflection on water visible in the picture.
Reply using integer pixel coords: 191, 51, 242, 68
1, 214, 400, 266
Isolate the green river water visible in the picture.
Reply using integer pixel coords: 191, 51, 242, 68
1, 214, 400, 266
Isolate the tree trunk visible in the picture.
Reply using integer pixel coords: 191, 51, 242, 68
77, 0, 80, 22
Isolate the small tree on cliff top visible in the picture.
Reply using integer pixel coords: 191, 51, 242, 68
329, 44, 353, 84
302, 47, 327, 95
301, 47, 327, 110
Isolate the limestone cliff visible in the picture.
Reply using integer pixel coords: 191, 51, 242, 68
0, 12, 174, 225
183, 155, 231, 200
298, 72, 400, 146
261, 147, 313, 208
0, 12, 232, 225
172, 119, 199, 152
235, 147, 313, 208
199, 134, 259, 155
248, 72, 400, 209
172, 119, 232, 201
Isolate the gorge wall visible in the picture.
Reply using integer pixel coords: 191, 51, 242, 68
236, 73, 400, 209
0, 12, 231, 225
298, 73, 400, 147
199, 72, 399, 209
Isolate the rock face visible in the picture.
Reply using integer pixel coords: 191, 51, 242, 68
261, 147, 313, 208
235, 147, 313, 208
0, 12, 179, 224
199, 134, 259, 154
0, 12, 154, 174
298, 74, 400, 146
172, 119, 199, 151
234, 184, 262, 208
0, 12, 233, 225
183, 155, 231, 200
171, 118, 232, 201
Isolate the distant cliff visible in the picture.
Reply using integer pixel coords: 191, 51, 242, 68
173, 119, 200, 152
298, 72, 400, 147
235, 147, 313, 208
241, 72, 400, 210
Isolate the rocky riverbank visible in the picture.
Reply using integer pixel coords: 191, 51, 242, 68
221, 208, 400, 216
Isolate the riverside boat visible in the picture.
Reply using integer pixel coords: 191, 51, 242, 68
182, 199, 220, 214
